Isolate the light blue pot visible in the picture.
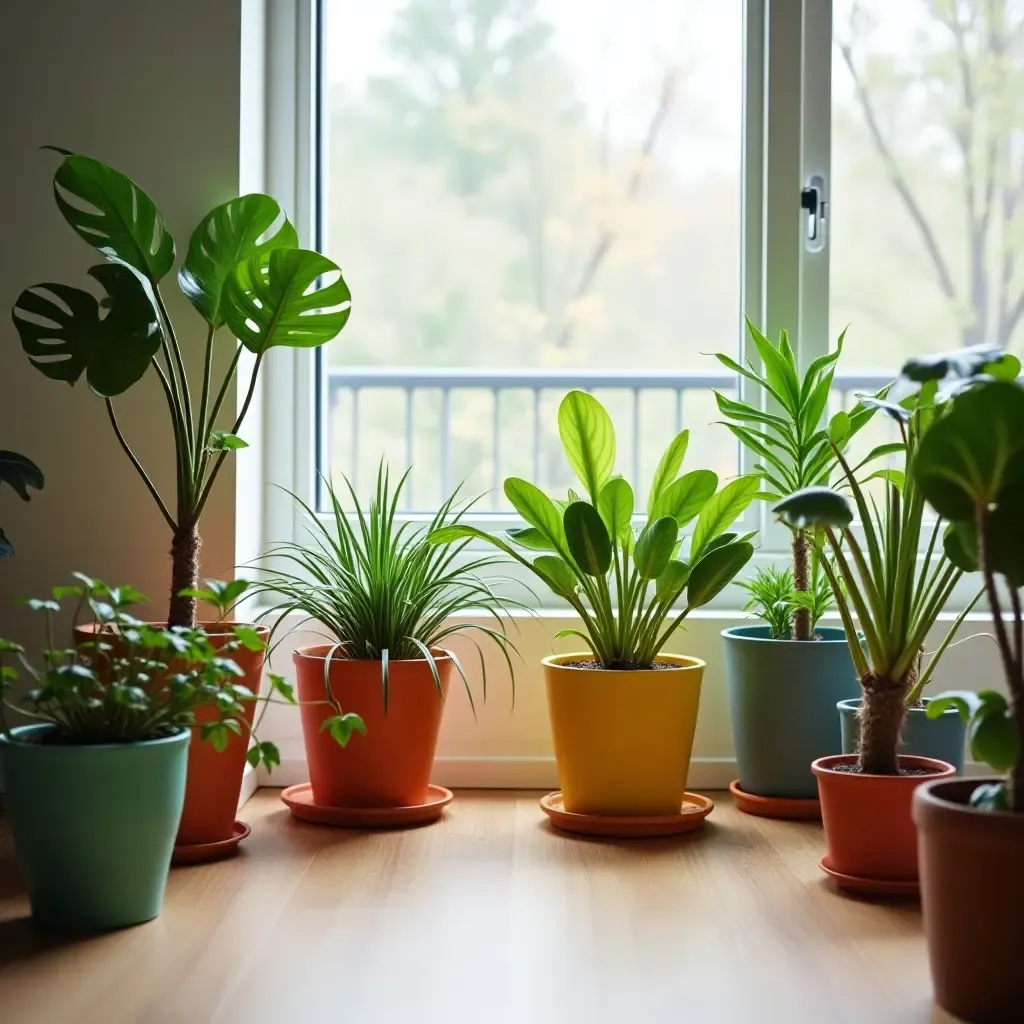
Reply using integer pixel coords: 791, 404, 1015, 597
838, 698, 966, 775
0, 724, 189, 930
723, 625, 861, 799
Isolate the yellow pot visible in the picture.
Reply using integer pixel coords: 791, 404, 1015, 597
543, 652, 705, 816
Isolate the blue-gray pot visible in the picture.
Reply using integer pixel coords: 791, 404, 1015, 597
723, 625, 861, 799
838, 698, 966, 775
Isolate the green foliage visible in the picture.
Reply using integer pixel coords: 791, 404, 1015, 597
0, 450, 43, 559
0, 577, 253, 746
928, 691, 1019, 773
11, 151, 352, 626
429, 390, 757, 668
177, 578, 251, 620
254, 464, 522, 716
737, 563, 834, 640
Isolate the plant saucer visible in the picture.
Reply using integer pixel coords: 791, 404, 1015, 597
818, 857, 919, 897
172, 820, 251, 865
281, 783, 453, 828
539, 791, 714, 838
729, 779, 822, 820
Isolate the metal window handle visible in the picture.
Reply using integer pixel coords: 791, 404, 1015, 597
801, 175, 827, 252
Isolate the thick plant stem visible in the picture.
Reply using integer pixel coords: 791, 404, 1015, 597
857, 673, 909, 775
168, 523, 201, 628
791, 529, 811, 641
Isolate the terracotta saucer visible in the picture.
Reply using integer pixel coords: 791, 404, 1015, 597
539, 791, 714, 838
729, 779, 822, 820
281, 783, 453, 828
819, 857, 919, 897
172, 820, 251, 865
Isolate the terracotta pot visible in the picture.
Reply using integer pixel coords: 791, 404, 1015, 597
543, 652, 704, 816
293, 645, 450, 808
75, 621, 269, 847
812, 753, 955, 880
915, 777, 1024, 1023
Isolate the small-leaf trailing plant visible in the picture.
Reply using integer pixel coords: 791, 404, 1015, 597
908, 345, 1024, 812
429, 391, 758, 669
11, 150, 351, 626
253, 464, 523, 740
737, 561, 834, 641
712, 319, 889, 639
0, 450, 43, 558
771, 353, 1016, 775
0, 575, 258, 750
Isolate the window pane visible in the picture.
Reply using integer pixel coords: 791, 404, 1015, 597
831, 0, 1024, 368
319, 0, 742, 508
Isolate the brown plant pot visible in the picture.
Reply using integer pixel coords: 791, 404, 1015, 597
75, 621, 269, 850
812, 754, 955, 882
293, 645, 450, 808
914, 777, 1024, 1023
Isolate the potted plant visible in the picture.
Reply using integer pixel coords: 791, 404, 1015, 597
0, 577, 253, 929
430, 390, 757, 829
256, 464, 522, 826
0, 450, 43, 558
908, 358, 1024, 1022
713, 321, 882, 815
11, 150, 351, 853
774, 374, 985, 891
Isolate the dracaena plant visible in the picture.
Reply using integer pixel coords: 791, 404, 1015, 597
0, 576, 258, 749
712, 319, 889, 639
11, 150, 351, 626
429, 390, 758, 669
253, 464, 523, 741
908, 347, 1024, 812
773, 377, 989, 776
0, 450, 43, 558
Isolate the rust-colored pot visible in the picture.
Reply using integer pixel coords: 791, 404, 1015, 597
812, 754, 955, 881
75, 622, 268, 847
915, 777, 1024, 1023
293, 645, 450, 808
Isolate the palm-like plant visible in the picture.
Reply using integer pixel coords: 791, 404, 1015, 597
737, 562, 833, 641
254, 465, 522, 719
713, 319, 887, 639
429, 391, 758, 669
774, 380, 983, 775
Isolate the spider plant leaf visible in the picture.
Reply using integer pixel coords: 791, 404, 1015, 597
563, 501, 611, 577
650, 469, 719, 527
773, 487, 853, 530
557, 390, 616, 503
633, 516, 679, 580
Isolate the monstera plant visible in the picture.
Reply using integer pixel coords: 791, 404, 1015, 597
11, 150, 350, 625
0, 450, 43, 558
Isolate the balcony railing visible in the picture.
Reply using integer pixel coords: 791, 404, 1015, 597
321, 367, 895, 512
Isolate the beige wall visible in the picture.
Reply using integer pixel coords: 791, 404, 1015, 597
0, 0, 246, 646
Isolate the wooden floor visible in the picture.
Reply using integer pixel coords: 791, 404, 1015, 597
0, 790, 960, 1024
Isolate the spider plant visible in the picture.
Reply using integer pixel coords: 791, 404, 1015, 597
774, 380, 984, 775
254, 464, 523, 721
737, 560, 834, 641
712, 319, 886, 639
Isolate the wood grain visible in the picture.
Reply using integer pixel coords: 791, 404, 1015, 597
0, 791, 963, 1023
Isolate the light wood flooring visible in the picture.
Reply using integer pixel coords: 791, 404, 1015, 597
0, 790, 962, 1024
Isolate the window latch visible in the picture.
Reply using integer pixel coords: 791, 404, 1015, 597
800, 175, 827, 252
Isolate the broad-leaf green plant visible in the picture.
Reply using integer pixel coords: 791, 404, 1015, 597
712, 319, 886, 639
11, 151, 351, 626
0, 450, 43, 558
774, 379, 986, 775
909, 347, 1024, 811
429, 390, 758, 669
253, 464, 522, 727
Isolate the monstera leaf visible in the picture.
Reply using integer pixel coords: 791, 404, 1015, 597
0, 451, 43, 559
50, 151, 175, 282
178, 194, 299, 327
222, 249, 351, 354
12, 262, 162, 397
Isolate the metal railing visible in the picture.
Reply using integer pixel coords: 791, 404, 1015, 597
322, 366, 895, 510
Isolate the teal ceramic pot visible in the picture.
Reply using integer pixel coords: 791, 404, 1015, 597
0, 724, 189, 930
723, 625, 861, 799
838, 698, 966, 775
